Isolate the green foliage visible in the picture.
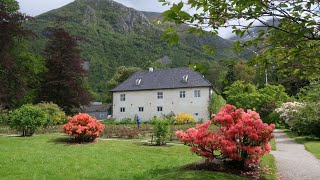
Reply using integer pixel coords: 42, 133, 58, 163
9, 104, 48, 136
39, 27, 92, 114
290, 102, 320, 137
209, 92, 226, 114
0, 0, 19, 12
107, 66, 141, 89
297, 81, 320, 102
0, 107, 10, 126
24, 0, 247, 102
0, 0, 44, 109
116, 118, 134, 125
152, 118, 170, 145
161, 0, 320, 94
224, 81, 290, 122
36, 102, 67, 126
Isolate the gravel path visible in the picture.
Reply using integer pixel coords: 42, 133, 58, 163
271, 129, 320, 180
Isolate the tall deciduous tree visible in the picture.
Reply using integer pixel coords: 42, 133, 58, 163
39, 27, 91, 114
0, 0, 43, 108
160, 0, 320, 89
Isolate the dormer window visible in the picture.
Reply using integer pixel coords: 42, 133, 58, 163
136, 79, 141, 85
182, 75, 188, 82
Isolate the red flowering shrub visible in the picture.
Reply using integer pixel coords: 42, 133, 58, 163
64, 113, 105, 142
176, 104, 274, 167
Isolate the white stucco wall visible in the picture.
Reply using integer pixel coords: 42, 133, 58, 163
112, 87, 211, 121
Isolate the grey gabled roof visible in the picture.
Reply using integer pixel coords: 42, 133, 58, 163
111, 67, 212, 92
79, 103, 112, 112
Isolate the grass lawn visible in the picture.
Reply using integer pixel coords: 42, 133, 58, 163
270, 138, 276, 151
0, 134, 248, 180
284, 129, 320, 159
260, 154, 277, 180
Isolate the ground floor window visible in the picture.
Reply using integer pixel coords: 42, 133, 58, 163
139, 107, 144, 112
120, 107, 125, 112
157, 106, 163, 112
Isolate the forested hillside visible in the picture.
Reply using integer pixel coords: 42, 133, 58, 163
25, 0, 250, 101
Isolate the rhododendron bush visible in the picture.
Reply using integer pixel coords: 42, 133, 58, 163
176, 104, 274, 167
275, 102, 305, 125
64, 113, 105, 142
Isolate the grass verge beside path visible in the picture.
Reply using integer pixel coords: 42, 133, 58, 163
270, 138, 276, 151
283, 129, 320, 159
260, 154, 277, 180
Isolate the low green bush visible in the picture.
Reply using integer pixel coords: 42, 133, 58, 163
290, 102, 320, 137
37, 102, 67, 126
152, 118, 170, 145
297, 81, 320, 102
116, 118, 134, 125
9, 104, 48, 136
100, 118, 116, 125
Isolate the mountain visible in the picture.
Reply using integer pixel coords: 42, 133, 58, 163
25, 0, 250, 101
228, 19, 278, 42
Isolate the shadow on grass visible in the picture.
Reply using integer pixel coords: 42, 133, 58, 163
132, 141, 175, 148
47, 136, 104, 145
47, 137, 73, 144
134, 161, 247, 180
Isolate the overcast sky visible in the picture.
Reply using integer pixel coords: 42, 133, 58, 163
16, 0, 233, 38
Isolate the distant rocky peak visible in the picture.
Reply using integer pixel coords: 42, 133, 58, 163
76, 0, 151, 32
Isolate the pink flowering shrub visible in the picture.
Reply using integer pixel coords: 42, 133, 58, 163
64, 113, 105, 142
176, 104, 275, 167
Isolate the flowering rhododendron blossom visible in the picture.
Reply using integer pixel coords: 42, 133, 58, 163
275, 102, 305, 124
64, 113, 105, 142
176, 104, 275, 167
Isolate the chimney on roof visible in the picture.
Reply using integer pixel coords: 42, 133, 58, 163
149, 67, 154, 72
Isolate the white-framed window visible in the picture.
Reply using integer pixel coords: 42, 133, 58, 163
120, 94, 126, 101
180, 91, 186, 98
139, 107, 144, 112
157, 92, 163, 99
120, 107, 125, 112
157, 106, 163, 112
194, 90, 201, 97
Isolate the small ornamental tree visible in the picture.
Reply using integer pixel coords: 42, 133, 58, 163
64, 113, 105, 143
10, 104, 48, 136
176, 104, 275, 168
151, 118, 170, 145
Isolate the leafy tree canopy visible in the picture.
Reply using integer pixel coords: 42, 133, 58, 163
160, 0, 320, 41
0, 0, 43, 109
160, 0, 320, 83
39, 27, 92, 114
107, 66, 141, 89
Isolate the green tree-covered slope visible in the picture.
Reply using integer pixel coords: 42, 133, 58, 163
25, 0, 249, 101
